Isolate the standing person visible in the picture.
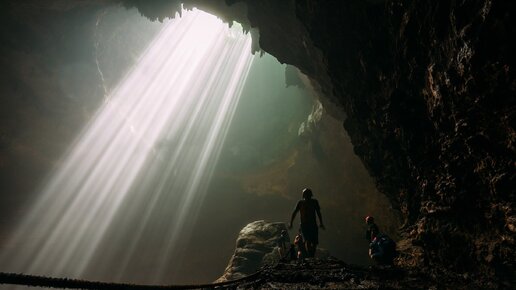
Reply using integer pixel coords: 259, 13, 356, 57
288, 188, 325, 258
365, 216, 379, 242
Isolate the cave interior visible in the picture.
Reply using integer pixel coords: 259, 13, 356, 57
0, 0, 514, 288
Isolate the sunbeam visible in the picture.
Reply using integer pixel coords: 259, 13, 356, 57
1, 8, 254, 284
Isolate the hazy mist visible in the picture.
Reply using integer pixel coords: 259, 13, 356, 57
0, 5, 398, 285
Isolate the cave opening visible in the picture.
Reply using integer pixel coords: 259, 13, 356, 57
0, 3, 399, 285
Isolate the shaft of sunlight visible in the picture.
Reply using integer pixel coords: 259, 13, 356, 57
1, 8, 254, 283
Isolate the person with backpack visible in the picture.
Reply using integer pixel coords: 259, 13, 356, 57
369, 233, 397, 265
365, 216, 397, 265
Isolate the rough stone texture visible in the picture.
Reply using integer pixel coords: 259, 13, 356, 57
217, 220, 332, 284
234, 258, 486, 290
216, 220, 288, 282
285, 2, 516, 284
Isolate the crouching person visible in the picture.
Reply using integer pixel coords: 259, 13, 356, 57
369, 233, 397, 265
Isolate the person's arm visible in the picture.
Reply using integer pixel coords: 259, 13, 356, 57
289, 201, 300, 229
315, 200, 325, 229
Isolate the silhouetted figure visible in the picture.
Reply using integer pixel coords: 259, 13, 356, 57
365, 216, 397, 265
365, 216, 379, 242
294, 232, 307, 259
277, 230, 290, 259
288, 188, 325, 258
369, 233, 397, 265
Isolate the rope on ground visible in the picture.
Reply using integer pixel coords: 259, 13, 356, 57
0, 235, 296, 289
0, 270, 263, 290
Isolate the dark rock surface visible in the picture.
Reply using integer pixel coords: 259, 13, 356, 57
214, 221, 505, 289
282, 1, 516, 284
234, 258, 484, 290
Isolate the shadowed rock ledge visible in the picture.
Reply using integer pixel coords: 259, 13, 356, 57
213, 220, 497, 289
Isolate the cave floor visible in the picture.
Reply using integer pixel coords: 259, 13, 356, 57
0, 257, 502, 289
229, 257, 482, 290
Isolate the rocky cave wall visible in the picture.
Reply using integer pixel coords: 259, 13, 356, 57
290, 1, 515, 280
125, 0, 516, 281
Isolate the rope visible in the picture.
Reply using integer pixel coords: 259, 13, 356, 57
0, 232, 293, 289
0, 270, 263, 290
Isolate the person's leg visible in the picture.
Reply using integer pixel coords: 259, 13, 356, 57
306, 241, 315, 257
301, 224, 318, 257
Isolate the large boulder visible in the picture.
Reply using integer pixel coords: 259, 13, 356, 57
216, 220, 287, 282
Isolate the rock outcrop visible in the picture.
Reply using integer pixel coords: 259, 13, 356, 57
217, 220, 287, 282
